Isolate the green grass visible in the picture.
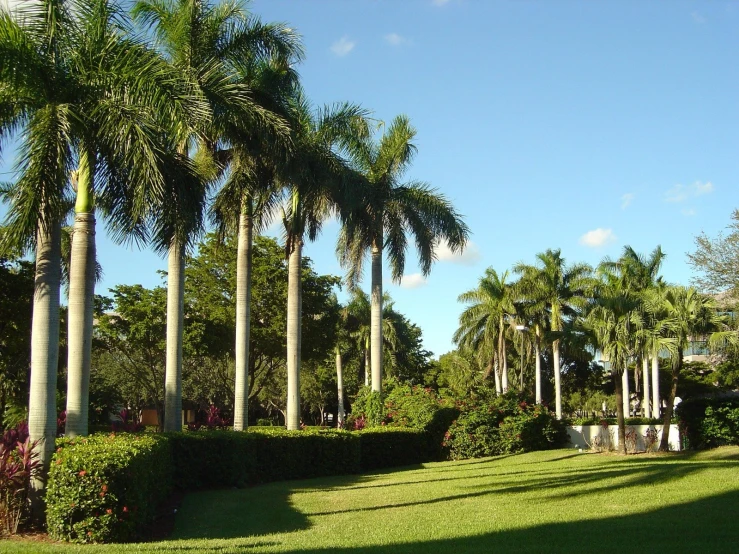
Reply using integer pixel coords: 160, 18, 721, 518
5, 446, 739, 553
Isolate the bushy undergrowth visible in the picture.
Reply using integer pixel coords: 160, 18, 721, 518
444, 392, 567, 460
46, 433, 172, 543
358, 427, 431, 471
0, 422, 39, 536
678, 395, 739, 449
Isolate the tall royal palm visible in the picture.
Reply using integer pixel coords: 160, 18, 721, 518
0, 0, 201, 506
340, 115, 469, 396
515, 250, 593, 419
133, 0, 299, 431
454, 268, 516, 394
280, 94, 369, 430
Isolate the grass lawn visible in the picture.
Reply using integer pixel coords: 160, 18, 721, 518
5, 446, 739, 553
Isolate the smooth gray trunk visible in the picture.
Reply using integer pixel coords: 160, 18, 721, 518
164, 239, 185, 432
335, 347, 344, 427
364, 344, 370, 387
534, 329, 542, 404
233, 210, 253, 431
651, 356, 660, 419
499, 317, 508, 392
494, 359, 502, 394
622, 365, 630, 417
28, 221, 61, 516
642, 357, 650, 418
553, 339, 562, 419
370, 239, 383, 394
65, 212, 96, 437
286, 239, 302, 430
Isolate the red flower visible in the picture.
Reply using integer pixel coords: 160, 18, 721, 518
122, 506, 128, 513
79, 470, 87, 476
106, 508, 112, 514
101, 484, 108, 492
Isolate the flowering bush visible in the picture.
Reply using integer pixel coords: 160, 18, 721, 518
186, 405, 230, 431
111, 409, 144, 434
444, 392, 567, 460
350, 388, 385, 427
0, 422, 40, 535
677, 395, 739, 449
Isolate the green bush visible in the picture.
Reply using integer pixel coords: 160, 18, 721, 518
168, 428, 361, 489
46, 433, 172, 543
444, 392, 567, 460
358, 427, 431, 471
678, 395, 739, 449
351, 387, 385, 427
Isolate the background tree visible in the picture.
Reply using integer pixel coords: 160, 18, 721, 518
688, 209, 739, 298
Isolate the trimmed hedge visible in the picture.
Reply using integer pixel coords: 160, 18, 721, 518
358, 428, 431, 471
169, 428, 360, 489
677, 395, 739, 449
46, 433, 172, 543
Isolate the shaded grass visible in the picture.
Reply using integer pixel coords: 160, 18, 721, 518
4, 446, 739, 553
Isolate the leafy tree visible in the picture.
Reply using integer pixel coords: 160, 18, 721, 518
688, 209, 739, 297
339, 114, 469, 396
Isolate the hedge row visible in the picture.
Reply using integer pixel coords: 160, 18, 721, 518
677, 395, 739, 449
47, 427, 439, 543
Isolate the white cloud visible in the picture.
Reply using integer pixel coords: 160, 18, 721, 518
435, 239, 481, 266
691, 11, 706, 24
384, 33, 408, 46
400, 273, 427, 289
664, 181, 714, 203
579, 228, 617, 248
432, 0, 451, 5
621, 193, 635, 210
682, 208, 696, 216
330, 36, 355, 57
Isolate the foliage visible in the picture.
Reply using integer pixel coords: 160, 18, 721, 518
677, 395, 739, 449
167, 429, 360, 490
444, 392, 566, 460
350, 387, 385, 427
688, 209, 739, 296
46, 434, 173, 543
715, 359, 739, 390
358, 427, 431, 471
0, 423, 39, 535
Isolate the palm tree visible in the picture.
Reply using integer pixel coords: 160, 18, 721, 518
646, 286, 728, 451
339, 115, 469, 396
513, 284, 549, 403
515, 250, 593, 419
454, 268, 516, 394
278, 95, 369, 430
586, 278, 643, 454
210, 50, 303, 433
133, 0, 299, 431
0, 0, 200, 507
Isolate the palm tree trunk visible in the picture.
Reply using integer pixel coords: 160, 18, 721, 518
499, 316, 508, 392
534, 329, 542, 404
552, 339, 562, 419
164, 238, 185, 432
493, 358, 502, 394
28, 219, 62, 516
65, 150, 96, 438
659, 352, 682, 451
370, 237, 383, 394
651, 355, 660, 419
642, 357, 650, 418
614, 369, 627, 454
286, 237, 302, 430
622, 365, 630, 417
364, 339, 370, 387
233, 206, 253, 431
335, 346, 344, 428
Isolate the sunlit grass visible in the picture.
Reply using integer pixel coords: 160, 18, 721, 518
5, 446, 739, 553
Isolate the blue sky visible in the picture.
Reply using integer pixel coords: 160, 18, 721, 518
2, 0, 738, 357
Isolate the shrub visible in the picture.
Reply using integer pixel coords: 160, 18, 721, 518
677, 395, 739, 449
358, 427, 431, 471
0, 423, 39, 535
168, 428, 360, 489
46, 433, 172, 543
444, 392, 566, 460
351, 388, 385, 427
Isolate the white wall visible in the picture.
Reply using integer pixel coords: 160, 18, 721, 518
567, 424, 681, 452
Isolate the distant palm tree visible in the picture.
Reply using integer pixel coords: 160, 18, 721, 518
454, 268, 516, 394
339, 115, 469, 396
646, 286, 728, 451
515, 250, 593, 419
133, 0, 298, 431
